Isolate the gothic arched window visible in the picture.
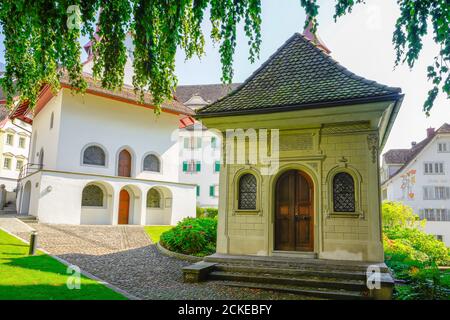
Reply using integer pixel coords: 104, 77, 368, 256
238, 173, 257, 210
333, 172, 355, 212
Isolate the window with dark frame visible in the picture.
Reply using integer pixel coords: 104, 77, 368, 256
81, 185, 104, 207
332, 172, 355, 212
83, 145, 106, 166
143, 154, 160, 172
238, 173, 257, 210
147, 188, 161, 208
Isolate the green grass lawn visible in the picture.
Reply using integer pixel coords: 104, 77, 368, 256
144, 225, 173, 243
0, 229, 126, 300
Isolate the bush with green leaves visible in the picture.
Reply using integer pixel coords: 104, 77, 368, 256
159, 217, 217, 257
382, 201, 450, 300
196, 207, 219, 219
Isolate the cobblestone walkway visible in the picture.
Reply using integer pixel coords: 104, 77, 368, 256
10, 223, 313, 300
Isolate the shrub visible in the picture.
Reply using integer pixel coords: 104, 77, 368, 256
196, 207, 218, 219
382, 201, 450, 300
159, 217, 217, 257
384, 226, 449, 266
203, 207, 218, 219
382, 201, 423, 229
196, 206, 204, 218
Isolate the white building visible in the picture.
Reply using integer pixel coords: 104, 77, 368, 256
0, 84, 32, 196
174, 84, 239, 208
11, 44, 197, 224
381, 124, 450, 246
0, 109, 31, 192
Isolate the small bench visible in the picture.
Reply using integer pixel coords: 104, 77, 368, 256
182, 261, 217, 283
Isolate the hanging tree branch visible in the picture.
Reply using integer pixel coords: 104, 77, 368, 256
0, 0, 447, 114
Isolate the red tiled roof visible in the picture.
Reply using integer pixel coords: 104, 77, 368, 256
9, 73, 194, 123
383, 123, 450, 181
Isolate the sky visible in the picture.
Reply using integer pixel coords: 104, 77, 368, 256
0, 0, 448, 153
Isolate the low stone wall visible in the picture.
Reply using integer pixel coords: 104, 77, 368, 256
156, 242, 203, 263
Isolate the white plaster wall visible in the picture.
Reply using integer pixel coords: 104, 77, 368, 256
81, 207, 112, 225
178, 127, 221, 208
55, 89, 181, 182
29, 92, 63, 168
19, 171, 195, 225
0, 178, 19, 191
146, 208, 171, 225
168, 183, 196, 225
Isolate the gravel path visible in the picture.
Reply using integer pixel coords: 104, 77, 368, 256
11, 223, 314, 300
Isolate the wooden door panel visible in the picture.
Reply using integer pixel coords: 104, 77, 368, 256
118, 150, 132, 177
275, 170, 314, 252
118, 189, 130, 224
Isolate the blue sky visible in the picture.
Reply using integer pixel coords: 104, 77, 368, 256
1, 0, 448, 152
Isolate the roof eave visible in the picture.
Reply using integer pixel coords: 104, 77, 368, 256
380, 94, 404, 151
196, 93, 403, 119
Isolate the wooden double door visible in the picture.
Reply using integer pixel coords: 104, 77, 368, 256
275, 170, 314, 252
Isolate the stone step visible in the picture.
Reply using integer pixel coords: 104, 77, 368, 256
209, 271, 367, 292
17, 215, 37, 222
219, 281, 371, 300
204, 253, 389, 273
214, 264, 367, 281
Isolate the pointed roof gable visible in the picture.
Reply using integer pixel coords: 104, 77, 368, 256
197, 33, 402, 117
382, 123, 450, 182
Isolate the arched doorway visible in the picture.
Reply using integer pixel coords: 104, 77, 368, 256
20, 181, 32, 215
275, 170, 314, 252
146, 186, 173, 225
118, 149, 132, 177
118, 189, 130, 224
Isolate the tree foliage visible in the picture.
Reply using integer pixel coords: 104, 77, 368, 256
382, 201, 424, 229
0, 0, 447, 114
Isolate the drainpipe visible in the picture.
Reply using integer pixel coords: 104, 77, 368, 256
11, 119, 32, 134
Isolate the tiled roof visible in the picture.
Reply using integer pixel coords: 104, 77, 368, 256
0, 105, 9, 124
174, 83, 241, 104
198, 33, 402, 116
59, 72, 194, 116
383, 149, 411, 164
383, 123, 450, 180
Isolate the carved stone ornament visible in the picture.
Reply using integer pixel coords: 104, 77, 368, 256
367, 134, 379, 163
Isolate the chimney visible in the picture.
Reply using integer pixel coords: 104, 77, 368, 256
411, 141, 417, 147
426, 127, 435, 138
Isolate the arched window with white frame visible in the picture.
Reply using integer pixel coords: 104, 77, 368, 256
81, 184, 104, 207
82, 145, 106, 166
143, 154, 161, 172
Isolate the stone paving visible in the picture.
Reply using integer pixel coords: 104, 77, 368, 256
7, 222, 314, 300
0, 216, 34, 234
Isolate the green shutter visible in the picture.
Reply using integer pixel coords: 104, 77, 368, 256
196, 185, 200, 197
196, 161, 201, 172
211, 137, 216, 148
182, 161, 188, 172
215, 161, 220, 172
209, 185, 214, 196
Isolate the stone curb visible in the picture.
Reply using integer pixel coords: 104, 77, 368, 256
156, 241, 203, 263
0, 226, 140, 301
